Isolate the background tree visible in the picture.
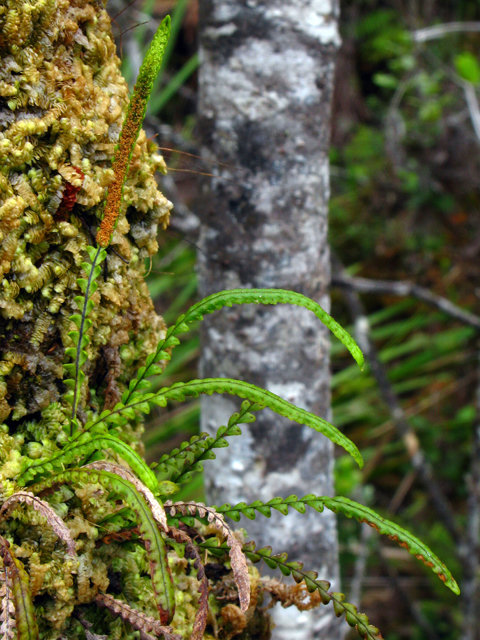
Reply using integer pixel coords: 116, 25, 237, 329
196, 1, 342, 637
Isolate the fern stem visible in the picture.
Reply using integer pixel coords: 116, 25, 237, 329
70, 245, 103, 433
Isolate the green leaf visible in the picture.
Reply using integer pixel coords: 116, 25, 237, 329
455, 52, 480, 84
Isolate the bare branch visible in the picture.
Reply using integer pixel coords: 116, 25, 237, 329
412, 22, 480, 42
331, 272, 480, 330
333, 257, 462, 544
462, 83, 480, 144
460, 349, 480, 640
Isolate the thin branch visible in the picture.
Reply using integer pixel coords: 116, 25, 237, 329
331, 272, 480, 331
332, 256, 462, 544
412, 22, 480, 43
462, 83, 480, 144
460, 348, 480, 640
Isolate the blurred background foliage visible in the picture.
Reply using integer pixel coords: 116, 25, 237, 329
106, 0, 480, 637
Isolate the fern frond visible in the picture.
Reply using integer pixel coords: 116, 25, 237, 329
0, 566, 16, 640
152, 401, 259, 484
30, 469, 175, 623
0, 492, 75, 556
18, 434, 157, 492
0, 537, 38, 640
95, 594, 181, 640
123, 288, 364, 407
85, 461, 168, 531
164, 501, 250, 612
64, 245, 107, 435
81, 379, 363, 467
212, 494, 459, 594
96, 15, 171, 246
199, 538, 382, 640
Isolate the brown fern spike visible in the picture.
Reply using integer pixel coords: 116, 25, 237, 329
96, 16, 171, 246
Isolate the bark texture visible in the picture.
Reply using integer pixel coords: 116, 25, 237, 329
197, 1, 341, 638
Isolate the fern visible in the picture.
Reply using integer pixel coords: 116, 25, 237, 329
78, 378, 364, 467
0, 6, 459, 640
152, 400, 259, 484
193, 537, 383, 640
122, 288, 364, 408
0, 537, 38, 640
63, 245, 107, 435
96, 15, 171, 247
18, 433, 158, 492
205, 495, 459, 594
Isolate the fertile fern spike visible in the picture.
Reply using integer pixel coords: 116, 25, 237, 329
96, 15, 171, 246
63, 245, 107, 434
29, 468, 175, 624
123, 289, 364, 407
211, 494, 459, 594
152, 400, 259, 485
86, 379, 363, 467
18, 433, 158, 492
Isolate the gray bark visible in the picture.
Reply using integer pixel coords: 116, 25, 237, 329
197, 1, 341, 638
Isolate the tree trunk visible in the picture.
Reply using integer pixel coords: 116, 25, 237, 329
197, 1, 342, 638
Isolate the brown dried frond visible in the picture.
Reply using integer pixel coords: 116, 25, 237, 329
0, 567, 16, 640
168, 527, 209, 640
85, 461, 168, 531
0, 491, 75, 556
95, 593, 181, 640
165, 501, 250, 613
261, 577, 322, 611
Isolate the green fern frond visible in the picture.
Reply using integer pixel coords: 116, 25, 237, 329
0, 536, 39, 640
80, 379, 363, 467
18, 434, 157, 492
123, 288, 364, 408
153, 400, 259, 484
30, 468, 175, 623
63, 245, 106, 435
197, 538, 382, 640
208, 494, 459, 594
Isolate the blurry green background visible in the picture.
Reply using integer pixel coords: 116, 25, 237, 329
106, 1, 480, 637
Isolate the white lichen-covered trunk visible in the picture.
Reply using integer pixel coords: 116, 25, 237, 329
197, 1, 342, 638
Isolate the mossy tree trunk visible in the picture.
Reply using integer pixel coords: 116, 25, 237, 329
197, 1, 342, 638
0, 0, 171, 437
